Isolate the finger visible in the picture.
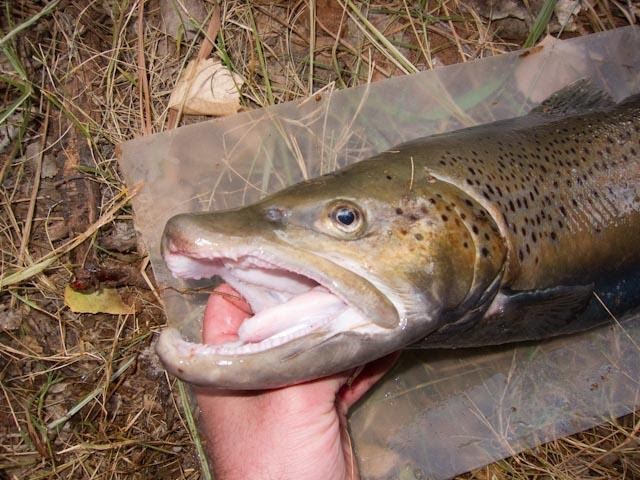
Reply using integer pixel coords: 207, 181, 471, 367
336, 352, 401, 415
203, 283, 252, 345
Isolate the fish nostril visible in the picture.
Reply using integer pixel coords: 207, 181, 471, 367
265, 207, 286, 222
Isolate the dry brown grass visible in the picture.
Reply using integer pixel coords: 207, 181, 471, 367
0, 1, 638, 479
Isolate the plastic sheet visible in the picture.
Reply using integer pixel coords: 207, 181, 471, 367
120, 27, 640, 479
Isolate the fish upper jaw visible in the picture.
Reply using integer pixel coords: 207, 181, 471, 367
157, 234, 410, 388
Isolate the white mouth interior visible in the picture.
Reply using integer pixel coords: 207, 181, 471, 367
164, 251, 369, 354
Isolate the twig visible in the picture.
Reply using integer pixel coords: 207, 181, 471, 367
17, 104, 49, 268
308, 0, 316, 95
136, 0, 152, 135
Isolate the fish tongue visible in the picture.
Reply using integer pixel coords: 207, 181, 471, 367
237, 287, 346, 343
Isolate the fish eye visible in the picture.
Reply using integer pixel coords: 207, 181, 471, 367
329, 203, 364, 234
336, 208, 355, 225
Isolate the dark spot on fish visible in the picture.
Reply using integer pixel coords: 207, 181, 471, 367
559, 205, 567, 216
420, 206, 428, 214
481, 247, 489, 257
441, 214, 449, 222
518, 249, 524, 261
386, 175, 393, 180
465, 199, 473, 207
531, 232, 537, 242
400, 229, 408, 235
460, 213, 466, 220
429, 198, 436, 205
472, 225, 479, 234
396, 208, 403, 215
415, 233, 423, 241
550, 231, 557, 240
484, 233, 490, 240
463, 242, 469, 249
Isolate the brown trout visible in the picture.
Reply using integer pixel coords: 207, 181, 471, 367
157, 81, 640, 389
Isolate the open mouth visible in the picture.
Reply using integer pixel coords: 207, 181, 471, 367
163, 247, 371, 355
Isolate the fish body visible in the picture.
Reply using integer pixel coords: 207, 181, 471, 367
158, 81, 640, 389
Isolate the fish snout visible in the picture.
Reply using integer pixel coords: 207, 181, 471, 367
162, 209, 270, 255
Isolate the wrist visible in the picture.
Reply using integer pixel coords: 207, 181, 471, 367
197, 388, 357, 480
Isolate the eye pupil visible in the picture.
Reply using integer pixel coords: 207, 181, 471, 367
336, 208, 356, 225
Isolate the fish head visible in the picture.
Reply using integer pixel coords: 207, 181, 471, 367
158, 160, 507, 388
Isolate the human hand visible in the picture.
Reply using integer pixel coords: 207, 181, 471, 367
195, 284, 399, 480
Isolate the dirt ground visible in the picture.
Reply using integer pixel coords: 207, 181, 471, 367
1, 1, 639, 479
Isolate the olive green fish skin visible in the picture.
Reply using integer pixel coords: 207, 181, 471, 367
158, 84, 640, 388
394, 95, 640, 292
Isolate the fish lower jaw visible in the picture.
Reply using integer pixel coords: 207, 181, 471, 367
162, 250, 376, 355
169, 304, 373, 358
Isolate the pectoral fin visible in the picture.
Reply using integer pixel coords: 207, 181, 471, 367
417, 283, 595, 348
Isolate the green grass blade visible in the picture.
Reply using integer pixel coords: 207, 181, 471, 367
0, 0, 62, 48
524, 0, 557, 48
177, 380, 213, 480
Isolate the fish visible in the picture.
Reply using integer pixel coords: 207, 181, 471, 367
157, 80, 640, 389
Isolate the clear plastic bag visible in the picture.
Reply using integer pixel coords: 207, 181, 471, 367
120, 27, 640, 479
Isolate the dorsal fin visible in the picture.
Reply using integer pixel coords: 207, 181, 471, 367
531, 79, 615, 116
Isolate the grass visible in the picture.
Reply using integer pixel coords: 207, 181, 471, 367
0, 1, 638, 479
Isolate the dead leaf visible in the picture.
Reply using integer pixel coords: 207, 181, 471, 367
555, 0, 581, 31
64, 285, 135, 315
168, 58, 244, 116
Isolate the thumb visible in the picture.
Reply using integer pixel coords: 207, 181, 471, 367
203, 283, 252, 345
